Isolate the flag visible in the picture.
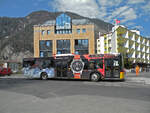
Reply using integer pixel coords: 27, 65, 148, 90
116, 19, 120, 24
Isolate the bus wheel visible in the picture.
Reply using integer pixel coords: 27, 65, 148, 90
90, 73, 100, 82
41, 72, 48, 80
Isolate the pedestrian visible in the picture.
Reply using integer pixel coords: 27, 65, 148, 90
135, 65, 140, 76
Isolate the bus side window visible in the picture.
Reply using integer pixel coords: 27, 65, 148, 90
30, 61, 35, 67
89, 62, 95, 69
113, 60, 119, 66
42, 60, 52, 68
98, 59, 103, 69
81, 58, 89, 70
89, 59, 103, 69
104, 59, 108, 70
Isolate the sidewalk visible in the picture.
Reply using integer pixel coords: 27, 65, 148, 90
126, 71, 150, 78
126, 72, 150, 85
0, 74, 25, 79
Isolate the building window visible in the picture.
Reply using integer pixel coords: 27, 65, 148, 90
108, 47, 111, 52
108, 39, 111, 44
42, 30, 45, 35
129, 35, 132, 40
135, 54, 137, 58
47, 30, 50, 35
57, 40, 70, 54
40, 51, 44, 57
75, 39, 88, 55
82, 28, 86, 33
55, 13, 72, 34
39, 40, 52, 57
122, 33, 126, 38
56, 29, 72, 34
77, 29, 80, 34
60, 30, 62, 34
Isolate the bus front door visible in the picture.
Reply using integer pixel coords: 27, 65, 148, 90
105, 59, 120, 78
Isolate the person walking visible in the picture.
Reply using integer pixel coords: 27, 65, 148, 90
135, 65, 140, 76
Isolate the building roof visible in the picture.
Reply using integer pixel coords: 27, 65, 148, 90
72, 19, 93, 25
42, 20, 56, 26
34, 18, 93, 27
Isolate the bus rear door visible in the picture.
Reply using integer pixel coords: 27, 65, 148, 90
105, 58, 120, 79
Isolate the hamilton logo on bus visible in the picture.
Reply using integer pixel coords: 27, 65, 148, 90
71, 60, 84, 73
70, 55, 84, 78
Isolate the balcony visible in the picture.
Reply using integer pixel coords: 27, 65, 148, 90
142, 46, 145, 52
123, 40, 129, 48
142, 53, 145, 59
146, 48, 149, 53
138, 53, 141, 58
125, 31, 128, 39
137, 45, 140, 51
131, 34, 135, 41
146, 55, 149, 60
137, 36, 140, 43
129, 41, 135, 49
146, 41, 149, 46
142, 39, 145, 45
131, 52, 135, 58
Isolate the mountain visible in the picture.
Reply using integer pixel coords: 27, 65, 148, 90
0, 10, 113, 62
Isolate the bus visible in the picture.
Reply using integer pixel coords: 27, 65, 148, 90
22, 53, 125, 81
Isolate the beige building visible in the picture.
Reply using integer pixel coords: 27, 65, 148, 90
34, 13, 97, 57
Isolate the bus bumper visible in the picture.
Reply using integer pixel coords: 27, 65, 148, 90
103, 72, 125, 81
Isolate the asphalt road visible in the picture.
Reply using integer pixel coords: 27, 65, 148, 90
0, 73, 150, 113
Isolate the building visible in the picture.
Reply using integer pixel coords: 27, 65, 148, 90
98, 25, 150, 64
34, 13, 99, 57
97, 32, 112, 54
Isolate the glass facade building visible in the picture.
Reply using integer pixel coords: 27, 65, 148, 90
57, 40, 70, 54
55, 13, 72, 34
75, 39, 88, 55
39, 40, 52, 57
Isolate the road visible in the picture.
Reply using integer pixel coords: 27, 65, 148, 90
0, 73, 150, 113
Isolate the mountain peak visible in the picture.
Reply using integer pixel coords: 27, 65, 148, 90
0, 10, 113, 61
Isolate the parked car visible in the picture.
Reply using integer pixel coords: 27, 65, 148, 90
0, 68, 12, 76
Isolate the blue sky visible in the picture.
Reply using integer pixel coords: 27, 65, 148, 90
0, 0, 150, 37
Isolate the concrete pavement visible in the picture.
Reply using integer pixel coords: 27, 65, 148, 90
0, 77, 150, 113
0, 90, 150, 113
